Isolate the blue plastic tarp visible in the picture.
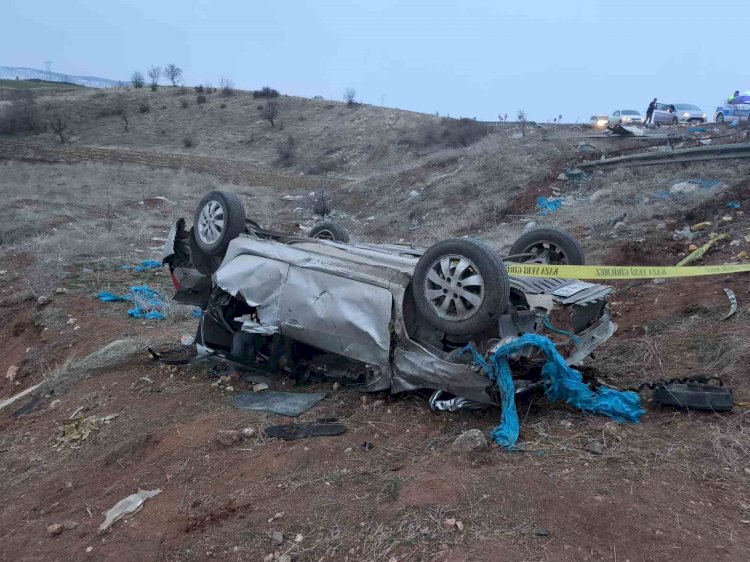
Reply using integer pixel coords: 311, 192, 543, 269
537, 196, 563, 216
121, 260, 162, 272
96, 285, 167, 320
462, 334, 643, 449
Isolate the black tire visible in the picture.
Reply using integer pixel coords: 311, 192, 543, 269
309, 220, 350, 243
412, 238, 510, 336
508, 228, 585, 265
189, 229, 223, 276
716, 113, 724, 123
193, 191, 246, 256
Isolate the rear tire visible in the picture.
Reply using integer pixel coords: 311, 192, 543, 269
716, 113, 724, 123
508, 228, 585, 265
193, 191, 246, 256
412, 238, 510, 336
309, 220, 350, 242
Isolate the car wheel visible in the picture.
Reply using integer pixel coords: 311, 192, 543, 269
193, 191, 246, 256
716, 113, 724, 123
507, 228, 585, 265
412, 238, 510, 336
189, 228, 223, 276
672, 117, 678, 125
309, 220, 350, 242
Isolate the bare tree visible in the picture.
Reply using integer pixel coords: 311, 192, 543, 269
49, 111, 70, 143
164, 63, 182, 87
517, 109, 528, 137
220, 77, 234, 96
114, 96, 129, 132
343, 88, 356, 106
131, 71, 145, 89
261, 101, 279, 127
147, 66, 161, 91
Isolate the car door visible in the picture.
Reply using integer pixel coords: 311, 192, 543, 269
609, 110, 620, 126
653, 104, 668, 124
278, 266, 393, 368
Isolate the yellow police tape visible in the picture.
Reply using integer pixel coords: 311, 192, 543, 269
505, 263, 750, 280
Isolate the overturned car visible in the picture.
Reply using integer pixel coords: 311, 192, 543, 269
164, 191, 615, 407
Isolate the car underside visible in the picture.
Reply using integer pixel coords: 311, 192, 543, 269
164, 191, 616, 408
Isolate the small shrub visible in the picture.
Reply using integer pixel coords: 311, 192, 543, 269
517, 109, 528, 137
343, 88, 356, 106
220, 77, 234, 96
220, 103, 226, 109
160, 104, 167, 110
402, 117, 490, 149
131, 71, 145, 89
194, 84, 204, 93
183, 135, 195, 148
252, 86, 279, 99
180, 99, 189, 108
306, 189, 336, 217
138, 101, 150, 114
275, 135, 295, 166
261, 101, 279, 127
196, 94, 207, 105
303, 155, 343, 175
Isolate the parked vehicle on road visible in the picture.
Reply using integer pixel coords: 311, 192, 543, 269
672, 104, 707, 123
609, 110, 644, 126
715, 93, 750, 123
163, 192, 615, 407
590, 114, 609, 129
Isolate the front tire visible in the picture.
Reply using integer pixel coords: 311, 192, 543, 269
412, 238, 509, 336
193, 191, 246, 256
716, 113, 724, 123
508, 228, 585, 265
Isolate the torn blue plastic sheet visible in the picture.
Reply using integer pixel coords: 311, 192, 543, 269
462, 334, 643, 449
729, 119, 740, 128
727, 201, 741, 209
537, 196, 563, 216
193, 308, 202, 318
96, 285, 167, 320
121, 260, 162, 272
564, 167, 586, 181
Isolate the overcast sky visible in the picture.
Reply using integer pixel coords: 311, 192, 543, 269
2, 0, 746, 121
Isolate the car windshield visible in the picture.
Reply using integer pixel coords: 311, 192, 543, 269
621, 110, 641, 116
674, 104, 700, 111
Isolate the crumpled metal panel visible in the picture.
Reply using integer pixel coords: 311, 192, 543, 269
278, 267, 393, 368
215, 254, 289, 327
391, 341, 496, 406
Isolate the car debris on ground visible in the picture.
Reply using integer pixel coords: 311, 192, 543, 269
98, 489, 161, 533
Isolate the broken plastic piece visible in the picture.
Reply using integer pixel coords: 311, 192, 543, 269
99, 489, 161, 533
264, 422, 347, 440
676, 234, 729, 266
721, 288, 738, 320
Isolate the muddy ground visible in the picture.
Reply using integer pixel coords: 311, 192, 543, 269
1, 130, 749, 561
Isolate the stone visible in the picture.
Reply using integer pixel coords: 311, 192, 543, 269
535, 527, 550, 537
589, 189, 612, 203
46, 523, 64, 537
253, 383, 269, 392
278, 555, 292, 562
241, 427, 256, 439
451, 429, 488, 452
613, 221, 627, 232
216, 430, 242, 447
270, 530, 284, 546
583, 440, 604, 455
523, 221, 538, 232
442, 518, 457, 529
37, 296, 51, 307
54, 287, 69, 295
6, 365, 19, 382
332, 382, 341, 392
62, 520, 78, 530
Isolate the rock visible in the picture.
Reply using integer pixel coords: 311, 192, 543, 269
652, 278, 666, 285
365, 216, 375, 221
452, 429, 488, 452
62, 520, 78, 530
281, 194, 303, 201
86, 546, 93, 553
241, 427, 256, 439
738, 251, 749, 260
408, 190, 420, 198
688, 244, 699, 251
253, 383, 269, 392
269, 530, 284, 546
6, 365, 19, 382
583, 440, 604, 455
535, 527, 550, 537
66, 317, 76, 325
225, 386, 234, 392
46, 523, 64, 537
37, 296, 51, 307
48, 399, 62, 410
278, 555, 292, 562
557, 173, 569, 181
54, 287, 69, 295
613, 221, 627, 232
216, 430, 242, 447
332, 382, 341, 392
602, 422, 619, 437
523, 221, 538, 232
372, 399, 385, 408
455, 520, 464, 531
0, 289, 35, 307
